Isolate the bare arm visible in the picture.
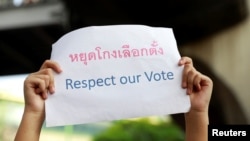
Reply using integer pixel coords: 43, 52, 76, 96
185, 109, 209, 141
14, 108, 45, 141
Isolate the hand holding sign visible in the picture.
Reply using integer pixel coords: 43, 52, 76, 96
45, 25, 191, 127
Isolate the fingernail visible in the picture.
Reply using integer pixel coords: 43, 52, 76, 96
182, 82, 187, 88
188, 89, 192, 94
50, 86, 55, 93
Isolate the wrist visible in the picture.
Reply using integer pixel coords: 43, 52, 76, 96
185, 110, 209, 124
23, 107, 45, 122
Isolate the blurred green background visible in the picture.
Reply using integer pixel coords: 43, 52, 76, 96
0, 100, 184, 141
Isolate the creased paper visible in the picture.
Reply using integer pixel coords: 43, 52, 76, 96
45, 25, 190, 127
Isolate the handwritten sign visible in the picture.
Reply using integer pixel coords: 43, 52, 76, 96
45, 25, 190, 127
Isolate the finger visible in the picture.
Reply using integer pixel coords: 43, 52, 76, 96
193, 73, 202, 91
182, 64, 193, 88
41, 68, 55, 94
40, 60, 61, 94
179, 57, 194, 88
187, 70, 197, 94
33, 74, 50, 89
29, 69, 55, 96
34, 88, 49, 99
35, 68, 56, 94
40, 60, 62, 73
178, 56, 193, 66
28, 76, 48, 99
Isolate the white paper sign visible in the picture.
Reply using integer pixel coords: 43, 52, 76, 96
45, 25, 190, 127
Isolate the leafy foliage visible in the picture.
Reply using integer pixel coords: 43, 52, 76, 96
93, 117, 184, 141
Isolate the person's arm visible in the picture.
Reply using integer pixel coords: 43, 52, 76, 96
14, 108, 45, 141
179, 57, 213, 141
185, 109, 209, 141
14, 60, 62, 141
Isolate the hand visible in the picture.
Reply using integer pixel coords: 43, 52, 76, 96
15, 60, 61, 141
23, 60, 62, 115
178, 56, 213, 113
